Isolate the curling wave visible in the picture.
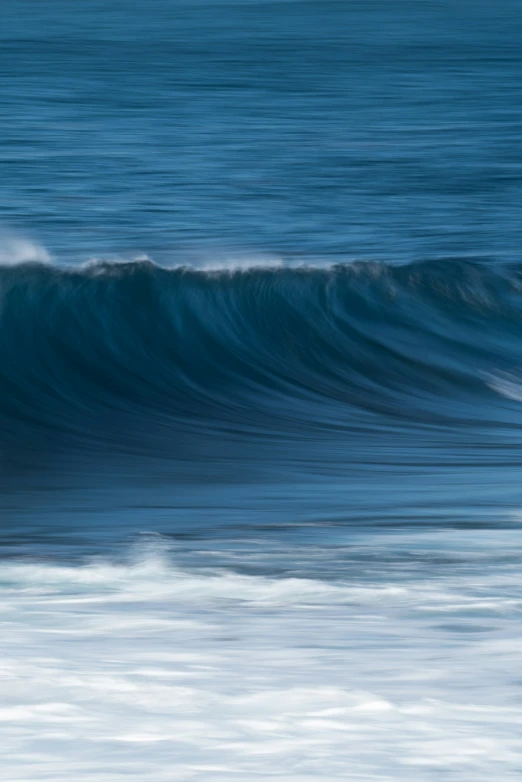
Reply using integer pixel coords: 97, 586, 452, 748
1, 258, 522, 469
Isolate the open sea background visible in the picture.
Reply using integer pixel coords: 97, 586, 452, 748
3, 1, 522, 779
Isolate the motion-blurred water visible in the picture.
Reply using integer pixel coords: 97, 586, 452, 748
2, 1, 522, 779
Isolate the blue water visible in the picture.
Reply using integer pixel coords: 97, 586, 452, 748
3, 0, 522, 265
3, 2, 522, 779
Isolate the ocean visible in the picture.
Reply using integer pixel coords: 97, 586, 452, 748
2, 1, 522, 779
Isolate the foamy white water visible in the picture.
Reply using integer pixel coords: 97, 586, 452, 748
0, 234, 51, 265
2, 535, 522, 781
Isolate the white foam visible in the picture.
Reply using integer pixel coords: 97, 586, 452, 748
0, 233, 51, 265
1, 541, 522, 780
197, 253, 284, 271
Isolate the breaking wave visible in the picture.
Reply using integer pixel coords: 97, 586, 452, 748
1, 257, 522, 469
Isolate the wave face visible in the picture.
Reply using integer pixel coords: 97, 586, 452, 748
2, 258, 522, 445
3, 257, 522, 550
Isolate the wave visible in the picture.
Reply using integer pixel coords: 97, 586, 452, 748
1, 257, 522, 470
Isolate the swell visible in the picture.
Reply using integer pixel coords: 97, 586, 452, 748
1, 258, 522, 468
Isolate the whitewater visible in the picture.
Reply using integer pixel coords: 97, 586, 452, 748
3, 532, 522, 782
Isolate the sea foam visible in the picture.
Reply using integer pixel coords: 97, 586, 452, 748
1, 537, 521, 781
